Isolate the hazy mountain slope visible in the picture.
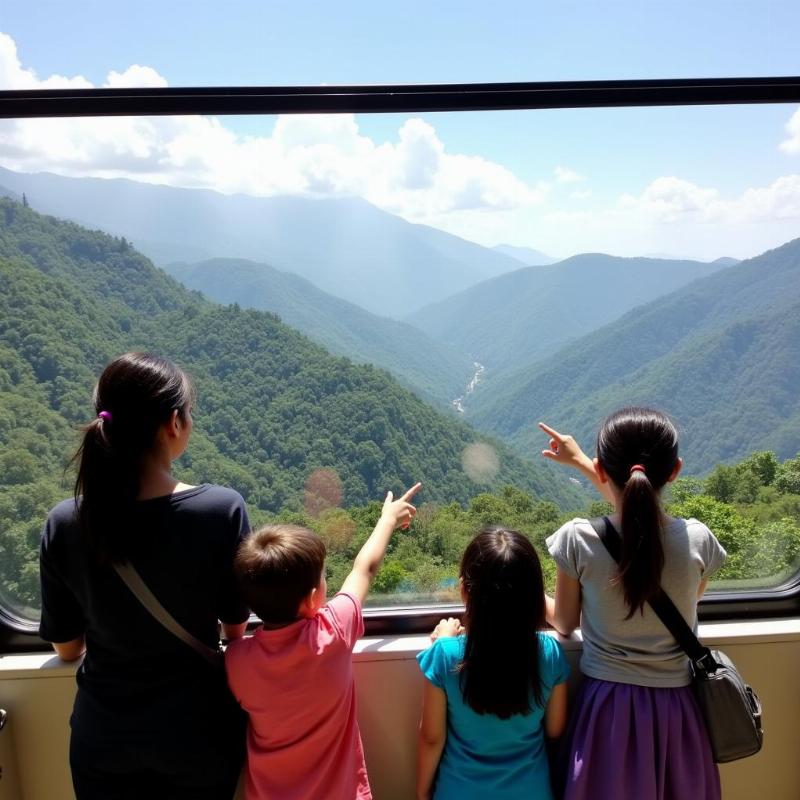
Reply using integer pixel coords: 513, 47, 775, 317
492, 244, 558, 265
165, 257, 473, 406
712, 257, 741, 267
0, 197, 583, 512
468, 238, 800, 474
406, 253, 726, 374
0, 166, 522, 317
0, 183, 22, 203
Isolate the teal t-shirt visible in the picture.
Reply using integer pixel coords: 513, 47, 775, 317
417, 633, 569, 800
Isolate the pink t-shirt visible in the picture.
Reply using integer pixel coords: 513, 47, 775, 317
225, 593, 371, 800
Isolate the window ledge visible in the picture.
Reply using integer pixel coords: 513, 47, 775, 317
351, 616, 800, 662
3, 617, 799, 676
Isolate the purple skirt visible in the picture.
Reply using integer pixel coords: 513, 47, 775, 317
558, 677, 721, 800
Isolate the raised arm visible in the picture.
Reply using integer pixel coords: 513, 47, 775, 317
539, 422, 616, 505
340, 482, 421, 604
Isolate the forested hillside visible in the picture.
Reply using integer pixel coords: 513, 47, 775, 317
406, 253, 725, 375
0, 198, 583, 611
266, 449, 800, 601
0, 167, 522, 316
165, 257, 472, 407
469, 238, 800, 473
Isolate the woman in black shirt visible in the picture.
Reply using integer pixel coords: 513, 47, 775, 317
39, 352, 250, 800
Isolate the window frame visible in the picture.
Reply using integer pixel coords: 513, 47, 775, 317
1, 77, 800, 118
1, 76, 800, 650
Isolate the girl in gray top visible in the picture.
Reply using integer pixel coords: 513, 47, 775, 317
540, 408, 725, 800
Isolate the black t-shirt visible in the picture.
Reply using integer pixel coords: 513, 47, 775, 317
39, 484, 250, 746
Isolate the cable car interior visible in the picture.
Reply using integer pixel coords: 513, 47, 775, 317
0, 6, 799, 799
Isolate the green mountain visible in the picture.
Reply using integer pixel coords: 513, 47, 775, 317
468, 238, 800, 474
0, 199, 587, 606
406, 253, 727, 377
164, 258, 472, 407
0, 166, 523, 317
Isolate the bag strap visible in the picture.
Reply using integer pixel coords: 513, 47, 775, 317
113, 561, 222, 668
588, 516, 717, 674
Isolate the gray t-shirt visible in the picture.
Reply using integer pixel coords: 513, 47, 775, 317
546, 516, 726, 688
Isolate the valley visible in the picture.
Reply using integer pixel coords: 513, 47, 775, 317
1, 165, 798, 615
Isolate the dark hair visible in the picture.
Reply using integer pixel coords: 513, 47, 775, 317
596, 407, 679, 618
73, 352, 195, 563
458, 527, 546, 718
235, 524, 326, 625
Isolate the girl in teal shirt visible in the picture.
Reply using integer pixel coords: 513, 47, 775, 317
416, 527, 569, 800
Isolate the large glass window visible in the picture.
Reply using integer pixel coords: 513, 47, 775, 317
2, 95, 800, 628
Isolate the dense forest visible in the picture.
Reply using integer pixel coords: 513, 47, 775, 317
468, 238, 800, 474
0, 198, 580, 614
406, 253, 724, 374
164, 257, 472, 407
262, 447, 800, 603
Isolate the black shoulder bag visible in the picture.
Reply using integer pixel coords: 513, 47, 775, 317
113, 560, 224, 669
589, 516, 763, 763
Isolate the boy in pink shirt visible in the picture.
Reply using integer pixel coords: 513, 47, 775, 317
226, 483, 422, 800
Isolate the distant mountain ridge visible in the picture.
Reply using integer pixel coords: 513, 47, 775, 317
492, 244, 559, 265
712, 256, 741, 267
406, 253, 727, 376
165, 257, 473, 406
468, 238, 800, 474
0, 166, 523, 317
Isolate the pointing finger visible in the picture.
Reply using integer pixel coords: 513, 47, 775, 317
401, 482, 423, 502
538, 422, 563, 441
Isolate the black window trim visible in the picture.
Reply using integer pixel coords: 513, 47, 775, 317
1, 76, 800, 118
1, 75, 800, 650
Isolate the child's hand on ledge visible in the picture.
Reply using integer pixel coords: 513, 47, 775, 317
430, 617, 464, 642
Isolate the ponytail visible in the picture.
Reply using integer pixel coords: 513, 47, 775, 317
458, 528, 545, 718
73, 352, 194, 563
596, 408, 679, 618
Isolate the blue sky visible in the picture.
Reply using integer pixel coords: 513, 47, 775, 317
1, 2, 799, 259
4, 1, 799, 86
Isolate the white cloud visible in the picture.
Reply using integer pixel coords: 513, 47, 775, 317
0, 32, 545, 226
394, 118, 443, 190
104, 65, 169, 89
554, 165, 585, 183
780, 107, 800, 155
619, 176, 720, 223
0, 33, 92, 89
733, 174, 800, 221
619, 174, 800, 225
1, 30, 797, 261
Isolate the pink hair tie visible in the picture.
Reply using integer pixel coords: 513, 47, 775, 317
98, 410, 112, 423
629, 464, 646, 475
